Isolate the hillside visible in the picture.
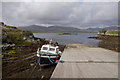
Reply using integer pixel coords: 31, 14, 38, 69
1, 22, 34, 45
18, 25, 119, 33
18, 25, 81, 32
1, 22, 64, 58
1, 22, 65, 79
86, 26, 119, 31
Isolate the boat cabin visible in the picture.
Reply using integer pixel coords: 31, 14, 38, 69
37, 44, 61, 55
41, 44, 60, 54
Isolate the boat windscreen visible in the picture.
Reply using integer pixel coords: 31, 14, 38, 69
43, 47, 48, 50
49, 48, 55, 51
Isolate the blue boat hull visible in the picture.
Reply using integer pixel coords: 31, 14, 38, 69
37, 55, 60, 65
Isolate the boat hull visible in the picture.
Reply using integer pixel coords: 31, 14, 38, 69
37, 55, 60, 66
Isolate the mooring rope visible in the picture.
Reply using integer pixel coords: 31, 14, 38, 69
27, 57, 41, 79
44, 53, 64, 64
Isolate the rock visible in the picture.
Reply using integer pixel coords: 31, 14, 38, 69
2, 30, 12, 43
2, 44, 15, 50
30, 63, 34, 67
0, 22, 4, 25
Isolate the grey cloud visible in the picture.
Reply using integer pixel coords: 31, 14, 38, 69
2, 2, 118, 28
0, 2, 2, 21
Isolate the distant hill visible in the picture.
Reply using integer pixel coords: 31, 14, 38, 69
86, 26, 119, 32
18, 25, 119, 32
86, 28, 102, 31
18, 25, 81, 32
105, 26, 119, 30
18, 25, 47, 32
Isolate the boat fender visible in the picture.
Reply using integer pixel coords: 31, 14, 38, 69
55, 60, 58, 62
55, 60, 64, 63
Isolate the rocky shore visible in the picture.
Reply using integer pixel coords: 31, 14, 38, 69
1, 22, 65, 79
89, 34, 119, 52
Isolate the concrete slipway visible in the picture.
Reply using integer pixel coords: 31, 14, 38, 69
51, 44, 118, 78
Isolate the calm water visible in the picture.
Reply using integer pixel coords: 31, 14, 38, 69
33, 33, 101, 46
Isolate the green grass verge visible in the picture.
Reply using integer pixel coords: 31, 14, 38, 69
106, 30, 120, 34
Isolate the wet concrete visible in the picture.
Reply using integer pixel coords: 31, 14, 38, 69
51, 44, 118, 78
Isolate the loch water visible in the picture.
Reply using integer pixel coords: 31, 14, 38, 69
33, 33, 101, 46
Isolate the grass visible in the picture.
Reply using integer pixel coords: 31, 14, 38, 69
2, 24, 17, 29
2, 24, 35, 57
3, 50, 16, 55
2, 25, 33, 45
106, 30, 120, 34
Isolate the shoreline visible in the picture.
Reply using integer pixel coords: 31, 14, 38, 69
1, 23, 65, 79
2, 41, 118, 79
88, 34, 119, 52
2, 37, 65, 79
2, 24, 118, 78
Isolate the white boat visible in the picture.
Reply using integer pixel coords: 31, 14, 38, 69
36, 41, 62, 65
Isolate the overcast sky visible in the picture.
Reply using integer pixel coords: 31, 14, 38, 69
1, 2, 118, 28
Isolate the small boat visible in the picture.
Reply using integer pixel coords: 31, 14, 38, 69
36, 40, 62, 66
